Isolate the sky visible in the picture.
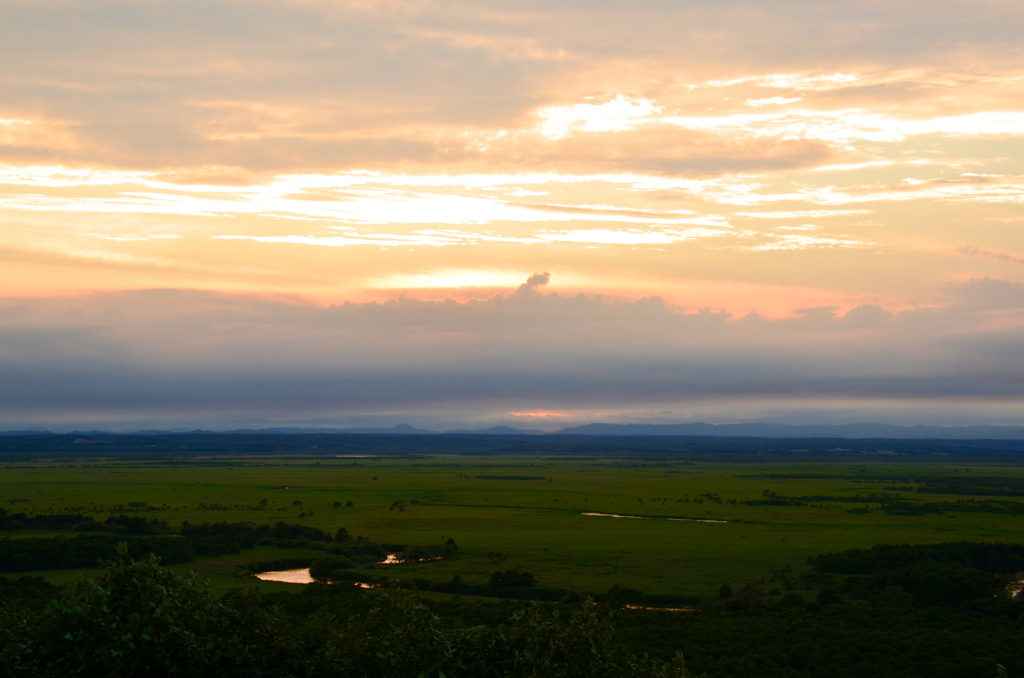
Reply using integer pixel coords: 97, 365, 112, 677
2, 0, 1024, 431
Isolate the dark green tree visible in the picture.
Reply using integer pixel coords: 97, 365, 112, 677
1, 543, 279, 677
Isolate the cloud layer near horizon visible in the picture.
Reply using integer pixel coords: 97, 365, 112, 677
2, 1, 1024, 427
2, 279, 1023, 429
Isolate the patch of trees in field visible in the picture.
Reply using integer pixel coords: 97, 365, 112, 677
881, 498, 1024, 516
744, 471, 1024, 498
473, 475, 547, 480
488, 569, 537, 587
807, 541, 1024, 608
308, 539, 459, 587
915, 475, 1024, 496
605, 541, 1024, 677
0, 507, 174, 534
398, 538, 458, 562
613, 600, 1021, 678
0, 534, 194, 572
811, 541, 1024, 575
732, 490, 1024, 517
0, 518, 387, 572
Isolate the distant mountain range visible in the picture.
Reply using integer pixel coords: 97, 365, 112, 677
548, 422, 1024, 440
3, 421, 1024, 439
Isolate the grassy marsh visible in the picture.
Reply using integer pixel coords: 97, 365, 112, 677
4, 453, 1024, 596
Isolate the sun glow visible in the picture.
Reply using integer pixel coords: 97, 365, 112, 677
369, 269, 534, 289
509, 411, 573, 419
537, 96, 662, 139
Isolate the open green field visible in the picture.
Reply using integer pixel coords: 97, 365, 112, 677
4, 454, 1024, 597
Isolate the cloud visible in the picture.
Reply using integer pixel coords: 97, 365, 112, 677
739, 233, 872, 251
957, 245, 1024, 266
3, 1, 1023, 174
0, 304, 33, 322
520, 272, 550, 290
735, 209, 870, 219
951, 277, 1024, 309
1, 279, 1023, 428
839, 303, 894, 328
3, 1, 1024, 429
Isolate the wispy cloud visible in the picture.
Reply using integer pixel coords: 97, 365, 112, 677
957, 246, 1024, 266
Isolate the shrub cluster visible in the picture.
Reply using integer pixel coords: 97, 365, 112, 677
0, 546, 693, 678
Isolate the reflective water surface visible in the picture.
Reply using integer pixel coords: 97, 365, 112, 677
255, 568, 314, 584
254, 552, 409, 586
582, 512, 726, 523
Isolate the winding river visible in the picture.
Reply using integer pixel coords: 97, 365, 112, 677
582, 511, 727, 524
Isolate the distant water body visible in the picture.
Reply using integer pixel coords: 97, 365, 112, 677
582, 512, 727, 524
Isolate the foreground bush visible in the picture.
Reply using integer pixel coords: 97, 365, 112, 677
0, 544, 280, 677
0, 545, 694, 678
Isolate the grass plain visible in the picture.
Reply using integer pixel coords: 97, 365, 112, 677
4, 454, 1024, 597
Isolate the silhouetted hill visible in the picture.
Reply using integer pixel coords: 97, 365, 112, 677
4, 422, 1024, 441
552, 422, 1024, 440
445, 426, 546, 435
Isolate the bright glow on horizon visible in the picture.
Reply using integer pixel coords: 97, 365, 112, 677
509, 412, 573, 419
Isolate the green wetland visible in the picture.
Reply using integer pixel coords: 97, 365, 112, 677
2, 434, 1024, 676
5, 453, 1024, 595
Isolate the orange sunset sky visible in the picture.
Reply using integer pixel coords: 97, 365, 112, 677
2, 0, 1023, 430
